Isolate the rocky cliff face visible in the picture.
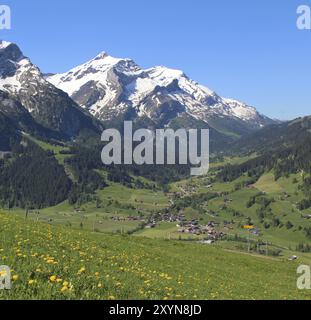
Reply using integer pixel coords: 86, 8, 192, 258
0, 41, 99, 139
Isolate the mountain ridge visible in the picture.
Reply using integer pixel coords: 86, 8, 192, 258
0, 40, 100, 139
226, 115, 311, 156
0, 40, 277, 145
47, 50, 275, 134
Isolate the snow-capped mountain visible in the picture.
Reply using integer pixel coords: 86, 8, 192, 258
0, 40, 274, 144
48, 51, 274, 131
0, 41, 98, 138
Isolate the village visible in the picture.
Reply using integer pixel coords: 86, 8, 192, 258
167, 184, 200, 200
108, 207, 226, 240
120, 210, 226, 240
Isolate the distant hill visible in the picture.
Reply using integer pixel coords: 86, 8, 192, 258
228, 116, 311, 155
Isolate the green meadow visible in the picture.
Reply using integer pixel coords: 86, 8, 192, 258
0, 212, 310, 300
1, 137, 311, 300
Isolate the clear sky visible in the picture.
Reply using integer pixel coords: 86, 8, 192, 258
1, 0, 310, 120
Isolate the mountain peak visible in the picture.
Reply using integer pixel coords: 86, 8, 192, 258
0, 40, 12, 49
93, 51, 109, 60
148, 65, 185, 79
0, 40, 24, 62
47, 48, 275, 129
0, 41, 98, 138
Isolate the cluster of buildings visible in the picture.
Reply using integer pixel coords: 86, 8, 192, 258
177, 221, 225, 240
147, 212, 225, 240
167, 185, 199, 199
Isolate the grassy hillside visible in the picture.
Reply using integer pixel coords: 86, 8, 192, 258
6, 141, 311, 256
1, 137, 311, 300
9, 181, 169, 234
169, 172, 311, 251
0, 211, 309, 300
25, 135, 73, 165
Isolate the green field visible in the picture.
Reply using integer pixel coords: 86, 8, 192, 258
164, 168, 311, 259
2, 138, 311, 300
0, 211, 310, 300
8, 137, 311, 253
25, 135, 73, 165
11, 164, 310, 258
12, 182, 170, 235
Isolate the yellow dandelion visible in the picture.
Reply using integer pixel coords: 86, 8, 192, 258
12, 275, 19, 281
61, 286, 68, 293
77, 267, 86, 275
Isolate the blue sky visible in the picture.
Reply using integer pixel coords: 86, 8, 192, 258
1, 0, 310, 120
